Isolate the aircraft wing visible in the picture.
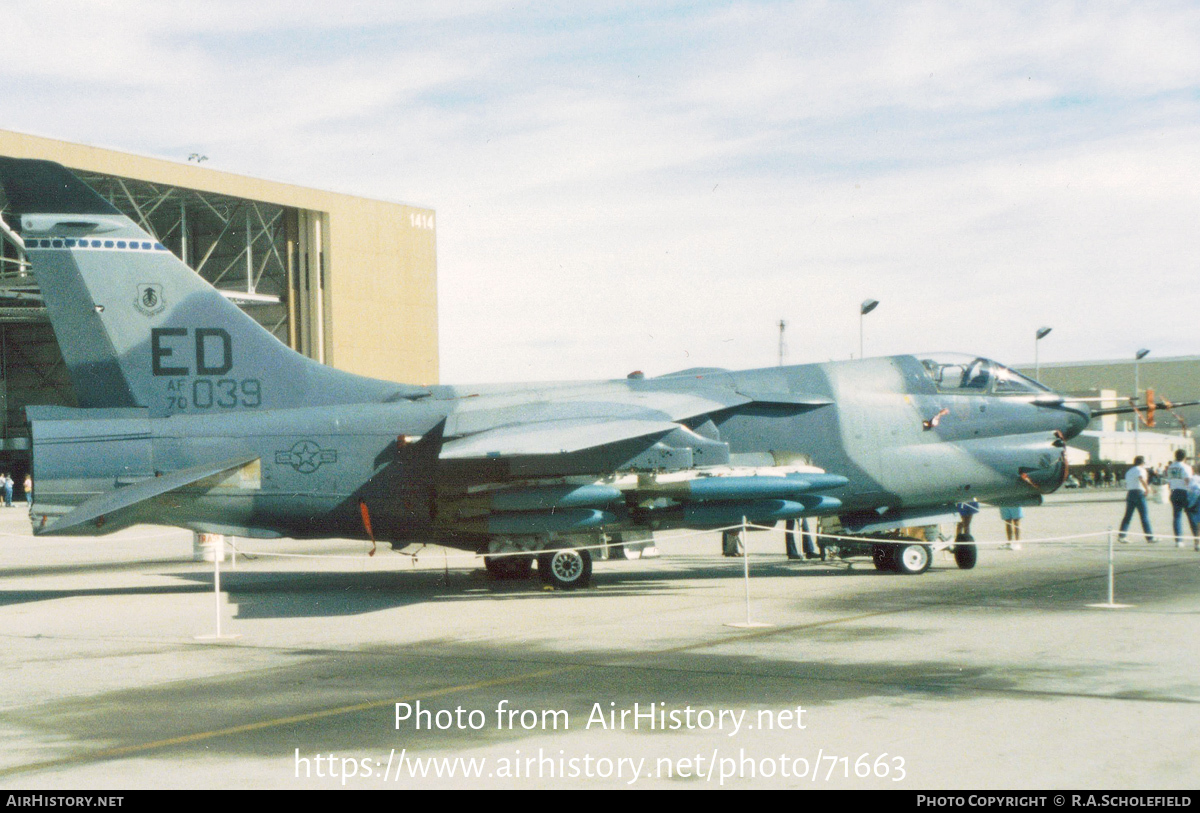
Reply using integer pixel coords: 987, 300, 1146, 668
37, 453, 260, 536
440, 418, 681, 459
620, 386, 832, 417
439, 384, 832, 460
732, 389, 834, 407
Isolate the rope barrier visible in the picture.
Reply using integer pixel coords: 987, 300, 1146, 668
226, 523, 1199, 567
3, 513, 1195, 566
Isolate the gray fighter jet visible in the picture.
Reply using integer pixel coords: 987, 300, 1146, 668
0, 158, 1091, 587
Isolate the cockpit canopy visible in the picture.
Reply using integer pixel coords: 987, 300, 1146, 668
917, 354, 1052, 396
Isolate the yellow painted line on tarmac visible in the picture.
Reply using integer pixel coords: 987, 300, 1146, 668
0, 606, 907, 779
10, 554, 1198, 779
656, 606, 920, 656
0, 665, 570, 780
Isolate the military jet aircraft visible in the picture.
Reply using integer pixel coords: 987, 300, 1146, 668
0, 158, 1092, 587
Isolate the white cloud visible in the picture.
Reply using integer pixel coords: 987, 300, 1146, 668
3, 1, 1198, 382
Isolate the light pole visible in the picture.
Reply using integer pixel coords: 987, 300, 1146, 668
1134, 348, 1150, 456
859, 299, 879, 359
1034, 326, 1052, 382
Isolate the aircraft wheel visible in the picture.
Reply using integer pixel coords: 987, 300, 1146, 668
953, 535, 978, 570
538, 548, 592, 589
484, 554, 534, 580
894, 544, 932, 575
872, 544, 896, 572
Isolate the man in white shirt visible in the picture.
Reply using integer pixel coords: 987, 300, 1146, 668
1118, 456, 1155, 544
1165, 450, 1194, 548
1186, 473, 1200, 552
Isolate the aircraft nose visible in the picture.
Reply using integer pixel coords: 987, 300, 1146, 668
1061, 402, 1091, 439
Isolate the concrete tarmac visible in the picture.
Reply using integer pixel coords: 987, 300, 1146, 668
0, 488, 1197, 789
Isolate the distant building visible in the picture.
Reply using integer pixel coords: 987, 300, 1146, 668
0, 129, 438, 471
1070, 430, 1193, 469
1021, 358, 1200, 467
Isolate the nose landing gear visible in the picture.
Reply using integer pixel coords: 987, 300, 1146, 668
952, 533, 978, 569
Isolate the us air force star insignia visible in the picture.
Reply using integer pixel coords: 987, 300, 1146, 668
275, 440, 338, 473
134, 283, 166, 316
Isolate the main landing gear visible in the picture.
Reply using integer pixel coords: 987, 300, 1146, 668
871, 542, 933, 575
869, 535, 976, 573
484, 545, 593, 589
537, 548, 593, 590
483, 553, 534, 581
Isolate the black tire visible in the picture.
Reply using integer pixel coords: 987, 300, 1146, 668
537, 548, 592, 589
894, 543, 932, 575
953, 535, 978, 570
872, 544, 896, 572
484, 554, 534, 580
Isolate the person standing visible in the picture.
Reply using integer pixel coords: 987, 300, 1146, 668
1118, 456, 1155, 544
1, 473, 10, 508
23, 473, 32, 509
956, 499, 980, 540
1000, 505, 1023, 550
1186, 472, 1200, 552
784, 517, 820, 560
1165, 450, 1194, 548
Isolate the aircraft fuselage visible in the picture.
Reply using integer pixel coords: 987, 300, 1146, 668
29, 353, 1088, 548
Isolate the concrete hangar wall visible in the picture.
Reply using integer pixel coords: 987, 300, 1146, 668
0, 129, 438, 459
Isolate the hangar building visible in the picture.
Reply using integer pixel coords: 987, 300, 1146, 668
0, 130, 438, 470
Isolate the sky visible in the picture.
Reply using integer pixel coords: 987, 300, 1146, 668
3, 1, 1198, 383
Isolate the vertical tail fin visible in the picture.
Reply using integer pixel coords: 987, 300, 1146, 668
0, 158, 427, 415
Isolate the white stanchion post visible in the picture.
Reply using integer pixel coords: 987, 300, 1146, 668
1107, 527, 1115, 605
1089, 526, 1132, 609
196, 534, 240, 639
742, 516, 751, 624
213, 535, 223, 637
726, 517, 772, 629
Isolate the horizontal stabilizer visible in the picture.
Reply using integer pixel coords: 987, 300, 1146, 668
38, 453, 259, 536
440, 418, 680, 459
